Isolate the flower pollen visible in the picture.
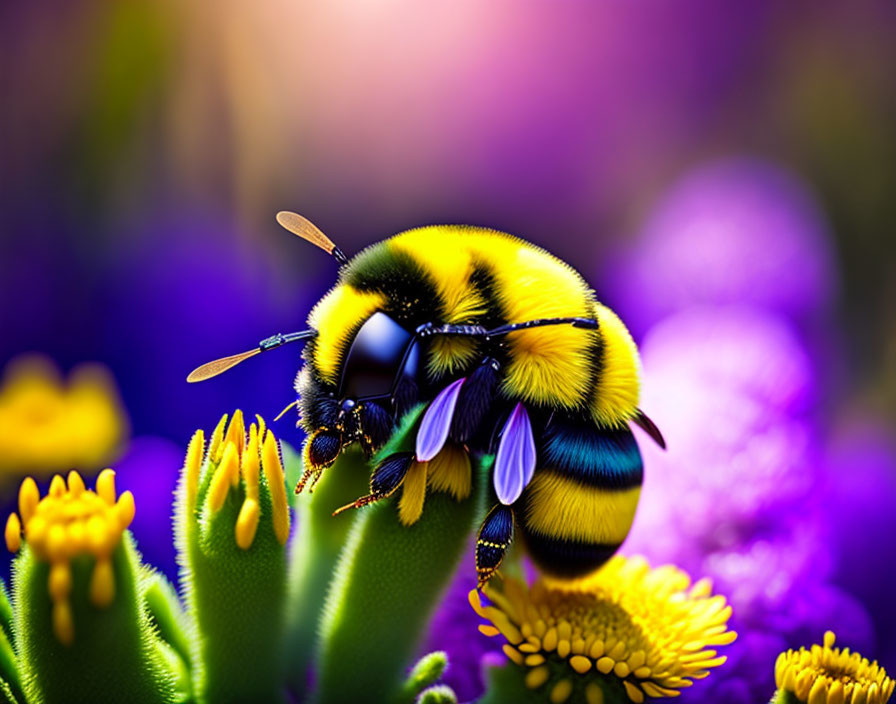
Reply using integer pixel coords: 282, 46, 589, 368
5, 469, 135, 645
470, 555, 736, 703
775, 631, 894, 704
192, 410, 290, 548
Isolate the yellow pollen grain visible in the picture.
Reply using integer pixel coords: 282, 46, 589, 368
623, 681, 645, 703
67, 471, 85, 496
46, 524, 68, 562
596, 657, 615, 674
550, 679, 573, 704
5, 514, 21, 552
585, 682, 605, 704
525, 654, 546, 667
48, 563, 72, 601
503, 644, 524, 665
89, 559, 115, 607
96, 468, 117, 505
19, 477, 39, 523
262, 431, 290, 545
116, 491, 135, 530
183, 431, 204, 509
49, 475, 65, 498
570, 655, 593, 674
235, 498, 260, 550
525, 665, 550, 689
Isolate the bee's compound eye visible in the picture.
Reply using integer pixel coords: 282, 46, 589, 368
308, 431, 341, 469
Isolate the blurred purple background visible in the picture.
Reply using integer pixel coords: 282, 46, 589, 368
2, 2, 895, 701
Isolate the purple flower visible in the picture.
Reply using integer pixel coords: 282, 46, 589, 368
622, 306, 876, 700
604, 159, 837, 337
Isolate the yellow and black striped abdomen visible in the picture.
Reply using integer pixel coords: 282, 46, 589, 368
517, 420, 643, 579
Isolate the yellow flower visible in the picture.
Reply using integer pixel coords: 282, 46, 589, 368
0, 356, 127, 477
183, 410, 290, 549
5, 469, 135, 644
774, 631, 894, 704
470, 555, 736, 703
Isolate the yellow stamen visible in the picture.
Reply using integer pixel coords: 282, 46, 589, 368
67, 470, 85, 496
19, 477, 39, 523
623, 681, 645, 703
48, 563, 71, 601
183, 430, 204, 510
585, 682, 604, 704
224, 409, 246, 456
242, 425, 260, 501
49, 475, 65, 497
235, 498, 260, 550
398, 461, 427, 526
208, 413, 228, 463
207, 458, 232, 514
525, 665, 550, 689
115, 491, 135, 530
261, 431, 290, 545
774, 631, 894, 704
89, 559, 115, 607
550, 679, 573, 704
9, 472, 134, 643
5, 514, 21, 552
96, 469, 117, 505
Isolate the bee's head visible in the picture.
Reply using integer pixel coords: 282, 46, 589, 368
301, 311, 421, 470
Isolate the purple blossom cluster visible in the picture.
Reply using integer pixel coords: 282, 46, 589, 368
616, 159, 892, 701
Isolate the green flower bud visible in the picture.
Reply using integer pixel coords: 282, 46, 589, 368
175, 411, 290, 703
6, 471, 178, 704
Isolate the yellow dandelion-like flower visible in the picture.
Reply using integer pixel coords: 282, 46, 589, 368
0, 356, 127, 477
5, 469, 135, 644
774, 631, 894, 704
470, 555, 736, 703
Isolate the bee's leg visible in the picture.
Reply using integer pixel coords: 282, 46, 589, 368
332, 452, 414, 516
476, 503, 515, 588
295, 430, 341, 494
448, 357, 500, 444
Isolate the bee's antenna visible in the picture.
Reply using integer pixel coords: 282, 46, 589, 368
276, 211, 349, 265
186, 330, 316, 383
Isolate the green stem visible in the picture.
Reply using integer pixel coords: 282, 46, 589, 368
13, 537, 176, 704
284, 446, 370, 696
312, 464, 484, 703
184, 480, 288, 703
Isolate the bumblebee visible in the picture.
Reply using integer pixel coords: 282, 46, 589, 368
189, 212, 664, 585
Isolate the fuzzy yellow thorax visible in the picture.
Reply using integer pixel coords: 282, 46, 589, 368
5, 469, 135, 645
775, 631, 894, 704
470, 555, 736, 703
